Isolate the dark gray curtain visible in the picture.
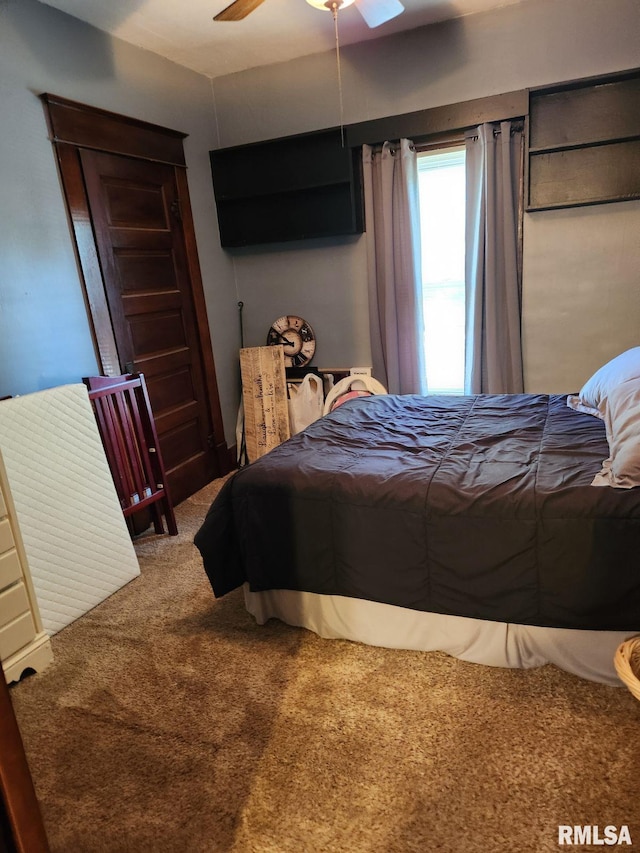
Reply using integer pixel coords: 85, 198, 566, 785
464, 121, 524, 394
362, 140, 426, 395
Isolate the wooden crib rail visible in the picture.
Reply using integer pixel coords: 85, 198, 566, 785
84, 373, 178, 536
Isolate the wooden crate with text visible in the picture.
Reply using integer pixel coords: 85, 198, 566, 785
240, 346, 290, 462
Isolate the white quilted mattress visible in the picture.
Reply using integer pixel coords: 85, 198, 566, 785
0, 384, 140, 635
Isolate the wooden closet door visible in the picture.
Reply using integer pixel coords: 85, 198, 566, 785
40, 94, 232, 503
79, 150, 219, 503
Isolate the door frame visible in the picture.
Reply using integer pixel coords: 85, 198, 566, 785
39, 93, 231, 475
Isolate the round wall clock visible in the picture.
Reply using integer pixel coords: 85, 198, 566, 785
266, 315, 316, 368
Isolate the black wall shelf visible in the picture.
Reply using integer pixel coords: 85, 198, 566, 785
210, 128, 364, 247
527, 71, 640, 211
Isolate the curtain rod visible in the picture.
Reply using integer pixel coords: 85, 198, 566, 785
465, 122, 524, 142
370, 122, 524, 154
370, 130, 461, 154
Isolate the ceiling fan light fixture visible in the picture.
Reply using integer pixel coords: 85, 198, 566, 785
305, 0, 356, 12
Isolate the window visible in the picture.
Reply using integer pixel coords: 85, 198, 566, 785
417, 147, 466, 394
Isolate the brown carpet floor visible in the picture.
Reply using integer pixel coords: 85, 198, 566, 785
9, 478, 640, 853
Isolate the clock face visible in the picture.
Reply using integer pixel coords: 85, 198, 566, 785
267, 315, 316, 368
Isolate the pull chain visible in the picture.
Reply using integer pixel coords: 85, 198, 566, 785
331, 3, 345, 148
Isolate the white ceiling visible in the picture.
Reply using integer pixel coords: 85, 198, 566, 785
40, 0, 528, 79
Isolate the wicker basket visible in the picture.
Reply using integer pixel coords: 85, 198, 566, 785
614, 636, 640, 701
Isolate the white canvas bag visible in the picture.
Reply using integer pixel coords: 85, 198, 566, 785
287, 373, 324, 434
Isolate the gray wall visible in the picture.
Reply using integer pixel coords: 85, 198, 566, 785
0, 0, 239, 441
211, 0, 640, 392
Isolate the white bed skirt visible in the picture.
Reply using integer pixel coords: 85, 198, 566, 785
243, 585, 636, 686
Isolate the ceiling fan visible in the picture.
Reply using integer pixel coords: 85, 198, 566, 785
214, 0, 404, 29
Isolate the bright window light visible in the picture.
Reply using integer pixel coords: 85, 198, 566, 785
417, 147, 466, 394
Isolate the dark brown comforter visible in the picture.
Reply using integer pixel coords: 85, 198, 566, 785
195, 393, 640, 630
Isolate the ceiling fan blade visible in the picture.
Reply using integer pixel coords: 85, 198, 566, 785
214, 0, 266, 21
355, 0, 404, 28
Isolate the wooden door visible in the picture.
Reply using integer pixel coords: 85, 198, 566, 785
79, 151, 218, 503
40, 94, 231, 505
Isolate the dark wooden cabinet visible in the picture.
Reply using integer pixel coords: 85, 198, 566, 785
527, 70, 640, 211
210, 129, 364, 247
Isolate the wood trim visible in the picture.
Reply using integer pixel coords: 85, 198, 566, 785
516, 122, 525, 327
174, 169, 230, 474
40, 94, 186, 166
346, 90, 528, 147
53, 143, 120, 375
527, 65, 640, 97
0, 678, 50, 852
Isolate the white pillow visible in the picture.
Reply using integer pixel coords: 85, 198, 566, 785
567, 347, 640, 419
592, 377, 640, 488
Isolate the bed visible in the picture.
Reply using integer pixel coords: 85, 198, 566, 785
195, 383, 640, 686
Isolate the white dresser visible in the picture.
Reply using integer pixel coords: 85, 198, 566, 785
0, 450, 53, 684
